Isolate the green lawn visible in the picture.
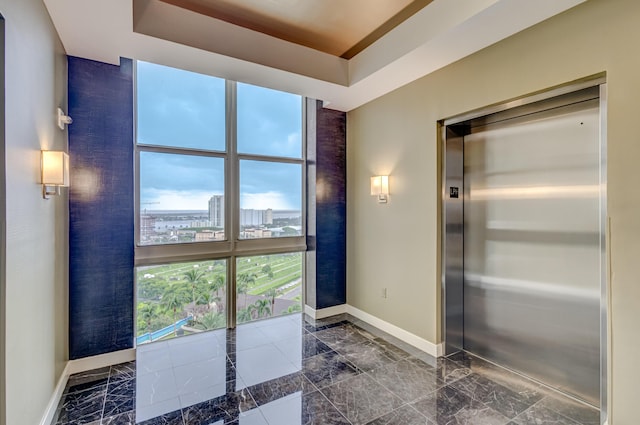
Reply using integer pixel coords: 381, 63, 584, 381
136, 253, 302, 337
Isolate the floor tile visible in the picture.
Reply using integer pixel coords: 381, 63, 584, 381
303, 315, 350, 332
269, 332, 334, 366
101, 410, 135, 425
322, 373, 404, 425
369, 358, 443, 403
269, 333, 300, 361
136, 369, 179, 407
235, 343, 300, 386
179, 380, 240, 409
302, 350, 360, 389
314, 323, 375, 350
55, 386, 106, 425
433, 358, 472, 384
110, 362, 136, 383
137, 408, 184, 425
103, 377, 136, 417
173, 356, 234, 396
450, 373, 533, 418
51, 315, 601, 425
447, 352, 545, 406
65, 367, 110, 395
248, 371, 317, 406
228, 408, 269, 425
257, 317, 303, 342
303, 320, 347, 334
181, 389, 256, 424
137, 346, 173, 375
370, 337, 413, 360
136, 397, 182, 422
411, 385, 509, 425
336, 339, 399, 372
366, 404, 433, 425
510, 403, 581, 424
537, 395, 600, 425
301, 334, 334, 358
168, 336, 227, 368
258, 390, 350, 425
228, 325, 272, 351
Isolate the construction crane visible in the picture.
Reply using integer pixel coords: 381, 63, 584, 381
141, 201, 159, 215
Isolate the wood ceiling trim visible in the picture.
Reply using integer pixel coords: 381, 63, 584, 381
341, 0, 434, 59
159, 0, 336, 54
159, 0, 432, 58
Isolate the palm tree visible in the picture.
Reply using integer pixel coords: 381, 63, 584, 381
162, 292, 184, 336
264, 288, 279, 317
212, 273, 225, 299
200, 311, 225, 330
138, 303, 156, 341
237, 272, 256, 310
183, 268, 206, 305
196, 291, 213, 310
237, 307, 253, 323
254, 298, 271, 319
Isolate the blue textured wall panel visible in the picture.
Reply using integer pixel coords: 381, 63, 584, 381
315, 104, 347, 309
68, 57, 134, 359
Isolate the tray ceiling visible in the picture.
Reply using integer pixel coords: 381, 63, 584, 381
160, 0, 433, 58
44, 0, 587, 111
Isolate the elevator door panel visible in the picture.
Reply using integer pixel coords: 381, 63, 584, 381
463, 103, 601, 406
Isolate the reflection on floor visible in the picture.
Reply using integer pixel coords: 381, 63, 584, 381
52, 313, 600, 424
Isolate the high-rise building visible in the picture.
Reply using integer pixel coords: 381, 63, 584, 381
263, 208, 273, 225
208, 195, 224, 228
140, 215, 156, 241
240, 208, 264, 226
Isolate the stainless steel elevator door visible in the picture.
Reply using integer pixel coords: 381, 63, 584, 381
463, 100, 601, 406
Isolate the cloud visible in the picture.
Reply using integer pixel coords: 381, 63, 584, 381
137, 61, 226, 150
241, 191, 292, 210
142, 189, 296, 211
137, 63, 303, 212
142, 188, 221, 211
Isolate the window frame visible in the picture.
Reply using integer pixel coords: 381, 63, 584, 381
133, 65, 307, 328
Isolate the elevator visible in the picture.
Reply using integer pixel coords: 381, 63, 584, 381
441, 80, 607, 420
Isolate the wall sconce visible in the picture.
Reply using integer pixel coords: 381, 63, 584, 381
41, 150, 69, 199
370, 175, 389, 204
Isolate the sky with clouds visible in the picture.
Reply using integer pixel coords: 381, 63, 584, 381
137, 62, 302, 211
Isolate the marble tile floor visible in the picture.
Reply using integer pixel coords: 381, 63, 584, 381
52, 313, 600, 425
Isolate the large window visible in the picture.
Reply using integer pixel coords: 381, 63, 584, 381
135, 61, 305, 342
236, 253, 303, 325
136, 260, 228, 343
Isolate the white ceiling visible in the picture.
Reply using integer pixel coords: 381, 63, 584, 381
44, 0, 586, 112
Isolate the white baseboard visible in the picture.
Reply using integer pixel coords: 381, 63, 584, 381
346, 305, 443, 358
39, 362, 71, 425
67, 348, 136, 375
304, 303, 443, 357
39, 349, 136, 425
304, 304, 347, 319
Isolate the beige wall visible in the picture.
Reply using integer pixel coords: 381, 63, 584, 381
347, 0, 639, 422
0, 0, 68, 424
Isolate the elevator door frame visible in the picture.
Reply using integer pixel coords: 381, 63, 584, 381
441, 78, 607, 423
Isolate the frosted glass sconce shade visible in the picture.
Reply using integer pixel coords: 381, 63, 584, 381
370, 175, 389, 203
41, 150, 69, 198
